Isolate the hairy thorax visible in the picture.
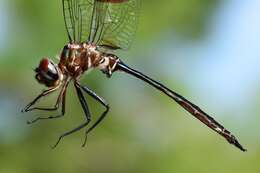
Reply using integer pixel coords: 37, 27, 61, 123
58, 43, 102, 78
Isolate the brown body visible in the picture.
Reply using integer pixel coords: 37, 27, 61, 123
26, 42, 247, 151
58, 43, 119, 81
23, 0, 246, 151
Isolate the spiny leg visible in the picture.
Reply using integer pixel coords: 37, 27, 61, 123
76, 82, 109, 147
27, 81, 69, 124
52, 121, 90, 149
21, 85, 60, 113
52, 81, 91, 148
26, 86, 63, 112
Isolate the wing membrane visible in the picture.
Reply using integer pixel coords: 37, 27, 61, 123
92, 0, 140, 50
62, 0, 94, 42
62, 0, 140, 50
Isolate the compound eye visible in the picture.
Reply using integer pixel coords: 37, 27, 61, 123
35, 58, 60, 87
41, 59, 58, 78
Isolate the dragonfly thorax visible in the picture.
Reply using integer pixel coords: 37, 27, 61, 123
57, 43, 119, 80
58, 43, 102, 78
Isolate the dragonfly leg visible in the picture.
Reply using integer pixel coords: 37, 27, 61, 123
52, 120, 90, 149
52, 82, 91, 148
27, 85, 67, 124
21, 85, 61, 113
76, 82, 110, 147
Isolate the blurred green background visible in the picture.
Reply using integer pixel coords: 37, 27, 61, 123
0, 0, 259, 172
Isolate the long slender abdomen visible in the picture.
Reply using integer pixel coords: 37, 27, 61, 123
114, 60, 246, 151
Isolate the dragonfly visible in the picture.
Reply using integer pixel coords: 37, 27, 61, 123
22, 0, 246, 151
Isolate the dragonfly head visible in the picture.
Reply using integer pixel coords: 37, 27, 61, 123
35, 58, 62, 87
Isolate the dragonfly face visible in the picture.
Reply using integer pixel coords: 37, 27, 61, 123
35, 58, 62, 87
22, 0, 246, 151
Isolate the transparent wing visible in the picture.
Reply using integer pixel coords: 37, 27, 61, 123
62, 0, 140, 50
62, 0, 94, 43
90, 0, 140, 50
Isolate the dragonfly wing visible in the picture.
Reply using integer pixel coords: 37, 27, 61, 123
90, 0, 140, 50
62, 0, 140, 49
62, 0, 94, 43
